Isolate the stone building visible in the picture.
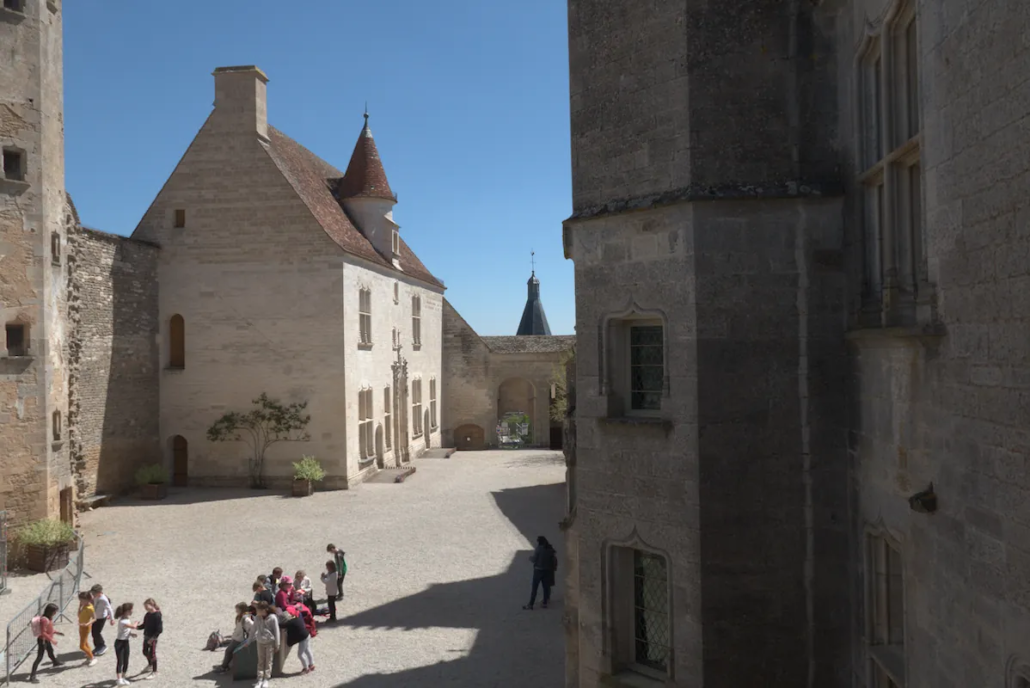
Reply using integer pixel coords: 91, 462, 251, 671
442, 271, 574, 451
561, 0, 1030, 687
1, 0, 449, 524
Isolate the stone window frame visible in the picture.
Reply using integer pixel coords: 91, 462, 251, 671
1, 146, 27, 183
358, 286, 373, 349
603, 530, 675, 682
429, 377, 437, 430
3, 319, 30, 358
52, 410, 62, 442
411, 377, 423, 438
599, 301, 669, 419
856, 0, 927, 328
168, 314, 185, 369
358, 387, 374, 462
1007, 656, 1030, 688
864, 522, 907, 688
411, 295, 422, 350
384, 386, 392, 449
51, 232, 61, 266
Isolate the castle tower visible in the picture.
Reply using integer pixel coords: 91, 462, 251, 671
516, 270, 552, 336
337, 113, 400, 267
0, 0, 74, 523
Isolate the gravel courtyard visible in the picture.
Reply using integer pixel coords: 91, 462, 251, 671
0, 450, 566, 687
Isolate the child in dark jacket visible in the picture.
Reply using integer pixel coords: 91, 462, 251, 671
140, 599, 163, 680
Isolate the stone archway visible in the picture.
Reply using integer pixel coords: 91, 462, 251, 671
497, 377, 535, 446
171, 435, 188, 487
454, 424, 486, 451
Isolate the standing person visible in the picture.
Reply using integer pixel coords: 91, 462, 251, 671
253, 581, 274, 606
274, 577, 293, 613
326, 544, 346, 600
320, 561, 338, 622
293, 570, 313, 608
113, 603, 139, 686
217, 602, 254, 674
77, 591, 98, 667
251, 602, 280, 688
139, 598, 163, 680
522, 536, 558, 610
281, 608, 314, 675
28, 603, 64, 684
90, 584, 113, 656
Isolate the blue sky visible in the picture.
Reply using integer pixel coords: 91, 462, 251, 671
63, 1, 573, 336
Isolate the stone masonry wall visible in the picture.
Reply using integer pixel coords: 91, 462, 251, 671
441, 299, 493, 448
68, 227, 161, 497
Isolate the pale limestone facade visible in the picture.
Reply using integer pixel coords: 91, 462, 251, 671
131, 67, 444, 488
0, 0, 75, 525
563, 0, 1030, 687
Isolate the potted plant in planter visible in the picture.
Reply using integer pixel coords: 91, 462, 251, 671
292, 456, 325, 497
19, 519, 75, 573
135, 464, 169, 500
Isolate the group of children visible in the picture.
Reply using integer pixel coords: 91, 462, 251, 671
226, 544, 348, 687
29, 583, 162, 685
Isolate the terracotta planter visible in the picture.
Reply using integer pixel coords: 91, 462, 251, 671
292, 479, 313, 497
25, 542, 71, 573
141, 483, 167, 500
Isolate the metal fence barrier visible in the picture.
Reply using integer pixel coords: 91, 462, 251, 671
2, 535, 85, 685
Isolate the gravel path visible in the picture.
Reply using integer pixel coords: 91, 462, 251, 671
1, 450, 566, 687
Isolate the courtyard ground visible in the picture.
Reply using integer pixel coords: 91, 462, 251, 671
0, 450, 566, 687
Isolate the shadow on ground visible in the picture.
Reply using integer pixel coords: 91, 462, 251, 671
332, 481, 565, 687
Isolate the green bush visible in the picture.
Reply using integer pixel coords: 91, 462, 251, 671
135, 464, 169, 486
293, 455, 326, 482
18, 519, 75, 548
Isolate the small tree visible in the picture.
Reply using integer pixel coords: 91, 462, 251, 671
549, 349, 575, 423
207, 393, 311, 488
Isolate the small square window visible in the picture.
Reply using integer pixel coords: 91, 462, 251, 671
2, 149, 24, 181
174, 209, 186, 228
5, 323, 27, 357
3, 0, 24, 12
51, 233, 61, 265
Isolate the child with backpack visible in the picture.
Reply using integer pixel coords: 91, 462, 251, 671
29, 603, 64, 683
139, 598, 163, 680
77, 591, 98, 667
320, 560, 339, 622
113, 602, 140, 686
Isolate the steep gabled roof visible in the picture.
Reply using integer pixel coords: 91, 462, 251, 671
337, 116, 395, 200
265, 126, 443, 288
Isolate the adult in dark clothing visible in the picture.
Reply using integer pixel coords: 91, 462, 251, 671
523, 535, 558, 610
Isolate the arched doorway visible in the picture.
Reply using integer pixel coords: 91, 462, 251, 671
424, 410, 431, 448
497, 378, 535, 447
454, 424, 485, 451
171, 435, 188, 487
375, 425, 385, 469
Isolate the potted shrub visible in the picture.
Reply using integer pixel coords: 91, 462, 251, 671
135, 464, 169, 500
292, 456, 325, 497
19, 519, 75, 573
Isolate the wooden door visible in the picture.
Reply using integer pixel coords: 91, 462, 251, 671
172, 436, 188, 487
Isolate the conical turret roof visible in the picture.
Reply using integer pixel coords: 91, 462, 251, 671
516, 271, 552, 336
338, 114, 395, 200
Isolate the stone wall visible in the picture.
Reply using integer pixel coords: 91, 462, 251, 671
441, 299, 493, 448
68, 227, 161, 497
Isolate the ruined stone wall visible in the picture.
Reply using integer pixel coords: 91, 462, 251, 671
68, 227, 160, 497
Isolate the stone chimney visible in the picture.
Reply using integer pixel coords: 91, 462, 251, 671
212, 66, 269, 141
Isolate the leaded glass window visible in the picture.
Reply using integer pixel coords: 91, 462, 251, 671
629, 325, 663, 411
633, 550, 670, 673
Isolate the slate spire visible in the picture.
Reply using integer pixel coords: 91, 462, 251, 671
337, 112, 396, 200
516, 265, 552, 336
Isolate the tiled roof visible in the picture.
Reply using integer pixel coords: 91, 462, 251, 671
481, 335, 575, 354
265, 126, 443, 289
337, 117, 395, 200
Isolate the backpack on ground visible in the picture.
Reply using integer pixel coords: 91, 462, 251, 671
205, 630, 224, 651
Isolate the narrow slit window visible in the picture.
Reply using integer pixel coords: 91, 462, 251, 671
169, 314, 185, 368
51, 232, 61, 265
52, 410, 62, 442
174, 209, 186, 228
